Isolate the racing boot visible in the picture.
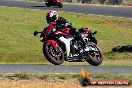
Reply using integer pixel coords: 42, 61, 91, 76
73, 29, 90, 52
81, 41, 90, 52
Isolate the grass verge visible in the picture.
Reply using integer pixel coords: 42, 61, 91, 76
0, 73, 132, 82
0, 6, 132, 66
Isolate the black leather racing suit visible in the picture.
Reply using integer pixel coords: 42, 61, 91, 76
55, 17, 86, 47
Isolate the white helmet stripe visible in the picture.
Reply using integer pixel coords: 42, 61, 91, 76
49, 11, 57, 17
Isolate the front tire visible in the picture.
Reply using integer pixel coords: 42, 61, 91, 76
86, 42, 103, 66
43, 42, 64, 65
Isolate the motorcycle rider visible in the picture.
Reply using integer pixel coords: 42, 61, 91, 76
42, 10, 89, 52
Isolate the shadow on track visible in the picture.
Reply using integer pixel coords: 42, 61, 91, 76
32, 5, 46, 8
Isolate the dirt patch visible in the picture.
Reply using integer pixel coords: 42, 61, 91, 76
0, 80, 131, 88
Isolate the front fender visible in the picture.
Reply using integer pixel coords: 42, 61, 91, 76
46, 40, 58, 49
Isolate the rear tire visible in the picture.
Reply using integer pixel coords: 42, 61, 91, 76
45, 3, 50, 7
43, 42, 64, 65
86, 42, 103, 66
58, 3, 63, 8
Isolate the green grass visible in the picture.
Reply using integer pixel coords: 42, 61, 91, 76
0, 73, 132, 82
0, 6, 132, 65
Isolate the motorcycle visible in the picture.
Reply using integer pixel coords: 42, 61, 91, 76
45, 0, 63, 8
34, 22, 103, 66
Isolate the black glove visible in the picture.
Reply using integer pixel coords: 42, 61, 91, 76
65, 21, 72, 27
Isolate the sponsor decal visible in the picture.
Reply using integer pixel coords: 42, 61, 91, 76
79, 68, 131, 86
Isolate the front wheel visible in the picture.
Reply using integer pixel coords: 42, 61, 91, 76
43, 41, 64, 65
86, 42, 103, 66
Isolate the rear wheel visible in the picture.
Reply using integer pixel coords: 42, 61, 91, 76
58, 3, 63, 8
43, 42, 64, 65
86, 42, 103, 66
45, 3, 50, 7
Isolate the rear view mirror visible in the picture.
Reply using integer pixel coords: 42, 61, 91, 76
93, 31, 97, 35
34, 31, 38, 36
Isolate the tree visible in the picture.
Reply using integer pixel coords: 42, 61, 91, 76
107, 0, 123, 5
98, 0, 106, 4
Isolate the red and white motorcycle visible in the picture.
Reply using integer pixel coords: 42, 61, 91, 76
34, 22, 103, 66
45, 0, 63, 8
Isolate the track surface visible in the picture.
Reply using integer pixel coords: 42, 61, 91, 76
0, 64, 132, 74
0, 0, 132, 74
0, 0, 132, 18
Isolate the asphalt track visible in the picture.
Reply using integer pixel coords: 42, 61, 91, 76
0, 0, 132, 74
0, 0, 132, 18
0, 64, 132, 74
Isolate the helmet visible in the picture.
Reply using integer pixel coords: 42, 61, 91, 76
46, 10, 58, 23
